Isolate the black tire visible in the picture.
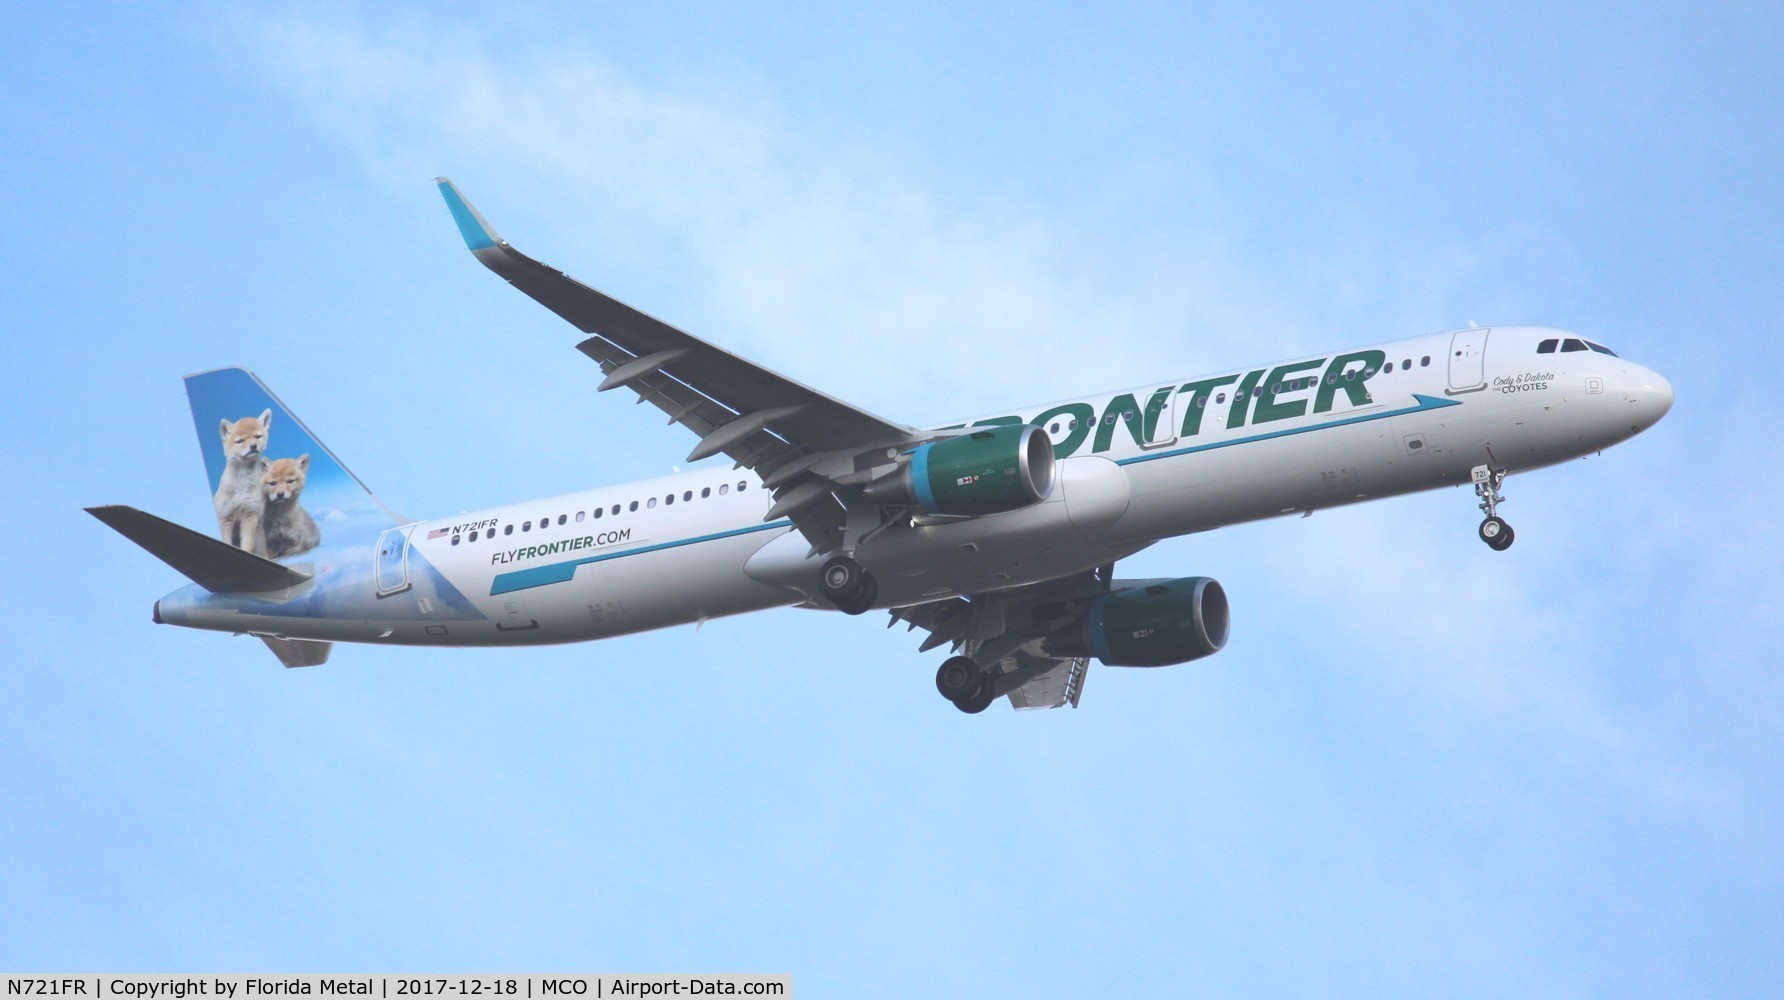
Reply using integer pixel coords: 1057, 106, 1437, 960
956, 679, 996, 714
818, 555, 865, 602
936, 656, 979, 701
1489, 522, 1515, 551
834, 572, 879, 615
1479, 516, 1512, 549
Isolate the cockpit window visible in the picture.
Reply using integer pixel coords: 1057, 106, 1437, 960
1537, 338, 1558, 354
1561, 339, 1588, 352
1585, 341, 1618, 356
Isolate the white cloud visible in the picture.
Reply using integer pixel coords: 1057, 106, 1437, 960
228, 6, 1323, 420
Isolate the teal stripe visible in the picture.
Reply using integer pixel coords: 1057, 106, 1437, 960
1117, 394, 1460, 467
490, 520, 794, 595
489, 395, 1456, 596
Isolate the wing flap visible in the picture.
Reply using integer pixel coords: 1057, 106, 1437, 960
1005, 654, 1090, 710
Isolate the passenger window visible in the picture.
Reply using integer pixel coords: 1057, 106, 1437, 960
1401, 358, 1411, 369
612, 505, 621, 515
1251, 387, 1261, 398
1537, 338, 1558, 353
522, 521, 531, 531
1068, 419, 1078, 430
701, 487, 711, 499
1195, 396, 1207, 408
1049, 422, 1060, 433
558, 515, 567, 526
1215, 393, 1226, 404
1384, 362, 1394, 373
1561, 339, 1587, 352
719, 484, 729, 495
1364, 367, 1376, 376
684, 491, 693, 502
451, 534, 460, 546
594, 507, 603, 519
1326, 375, 1336, 384
575, 511, 585, 523
665, 494, 674, 505
504, 524, 513, 536
1421, 356, 1431, 366
629, 501, 639, 512
648, 498, 657, 509
738, 481, 748, 491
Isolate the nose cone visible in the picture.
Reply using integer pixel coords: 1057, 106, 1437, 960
1627, 367, 1674, 430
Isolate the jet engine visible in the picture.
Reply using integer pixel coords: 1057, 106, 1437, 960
864, 424, 1056, 516
1043, 576, 1229, 667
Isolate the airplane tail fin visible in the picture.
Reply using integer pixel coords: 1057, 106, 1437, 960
185, 367, 402, 554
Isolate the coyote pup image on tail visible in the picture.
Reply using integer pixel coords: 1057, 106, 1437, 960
261, 454, 320, 558
215, 409, 271, 554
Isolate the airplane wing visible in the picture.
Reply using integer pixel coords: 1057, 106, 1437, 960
889, 570, 1111, 711
437, 178, 925, 552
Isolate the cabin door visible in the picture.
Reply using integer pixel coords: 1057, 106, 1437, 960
374, 525, 414, 597
1447, 328, 1491, 394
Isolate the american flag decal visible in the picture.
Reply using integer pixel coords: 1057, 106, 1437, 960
428, 527, 450, 539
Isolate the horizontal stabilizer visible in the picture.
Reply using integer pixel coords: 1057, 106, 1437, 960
260, 635, 332, 667
86, 505, 312, 593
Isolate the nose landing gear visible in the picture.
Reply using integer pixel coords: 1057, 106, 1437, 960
1473, 465, 1514, 551
818, 554, 879, 615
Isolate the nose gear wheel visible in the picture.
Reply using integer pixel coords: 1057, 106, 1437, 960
1472, 465, 1514, 551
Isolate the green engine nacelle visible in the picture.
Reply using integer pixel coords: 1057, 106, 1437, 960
868, 424, 1056, 516
1044, 577, 1230, 668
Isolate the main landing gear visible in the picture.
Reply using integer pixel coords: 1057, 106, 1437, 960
819, 554, 879, 615
1473, 465, 1514, 551
935, 655, 995, 714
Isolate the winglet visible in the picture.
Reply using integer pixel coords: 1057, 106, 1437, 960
435, 177, 502, 251
87, 505, 312, 594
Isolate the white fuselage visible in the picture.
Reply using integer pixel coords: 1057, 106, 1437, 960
154, 326, 1673, 646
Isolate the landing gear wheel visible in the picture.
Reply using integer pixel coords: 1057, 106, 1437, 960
1472, 465, 1514, 552
1479, 516, 1514, 551
936, 656, 980, 701
835, 573, 879, 615
956, 678, 996, 714
818, 555, 878, 615
819, 556, 865, 601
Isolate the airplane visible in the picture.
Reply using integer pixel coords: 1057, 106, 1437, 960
88, 178, 1675, 713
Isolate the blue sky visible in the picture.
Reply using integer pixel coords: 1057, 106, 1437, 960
3, 1, 1781, 993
